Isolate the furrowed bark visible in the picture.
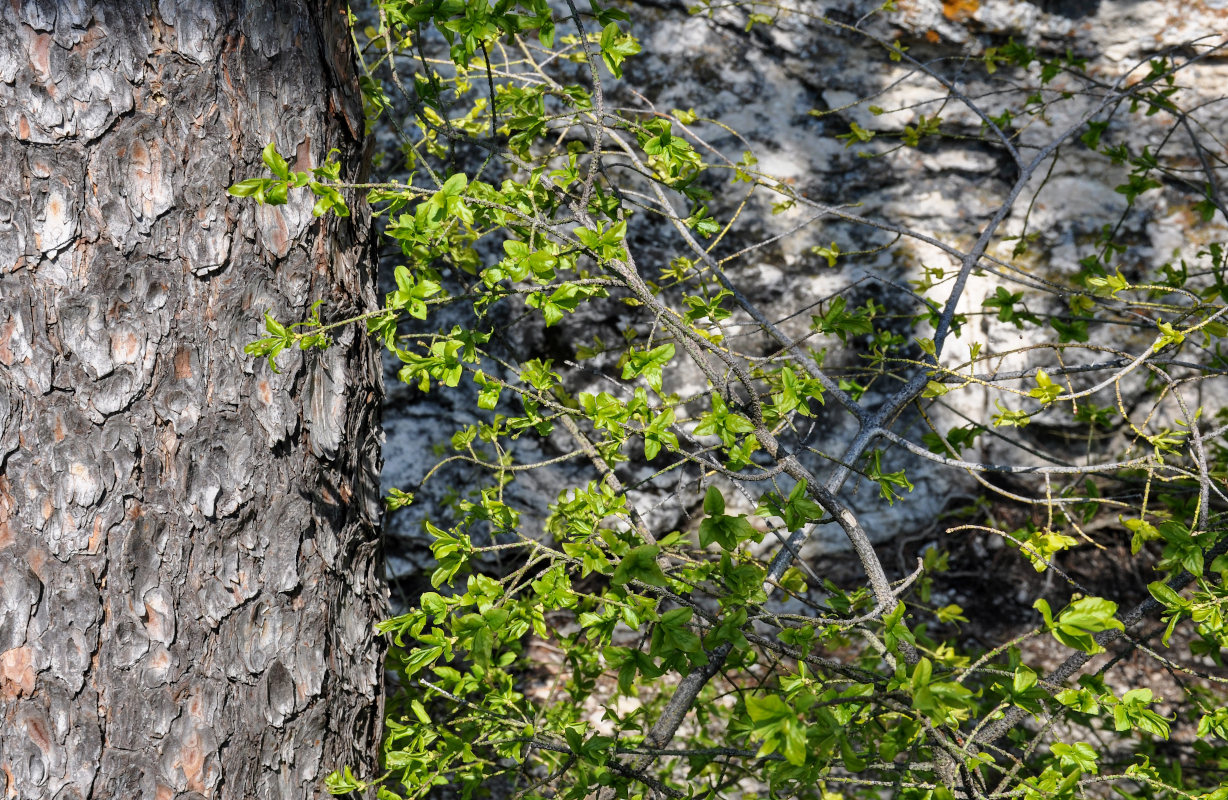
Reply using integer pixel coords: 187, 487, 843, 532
0, 2, 386, 798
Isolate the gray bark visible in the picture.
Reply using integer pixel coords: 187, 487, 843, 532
0, 2, 386, 799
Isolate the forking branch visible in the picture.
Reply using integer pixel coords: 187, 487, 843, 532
234, 3, 1228, 798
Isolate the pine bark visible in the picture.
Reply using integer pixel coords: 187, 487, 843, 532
0, 3, 386, 798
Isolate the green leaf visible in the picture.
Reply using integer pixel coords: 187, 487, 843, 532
325, 765, 367, 795
1147, 581, 1184, 608
598, 22, 641, 78
1051, 741, 1099, 774
910, 656, 933, 694
865, 449, 913, 504
837, 122, 875, 148
642, 409, 677, 460
474, 371, 502, 410
1081, 120, 1109, 149
812, 296, 875, 343
228, 178, 267, 198
1087, 270, 1129, 297
1154, 321, 1185, 351
655, 607, 701, 653
262, 141, 290, 179
400, 645, 443, 678
992, 400, 1031, 428
672, 107, 698, 124
983, 286, 1040, 328
442, 172, 468, 195
1012, 664, 1038, 694
698, 512, 759, 551
621, 343, 674, 392
309, 181, 348, 217
936, 604, 968, 624
762, 480, 826, 530
611, 545, 667, 587
1036, 596, 1124, 654
1029, 369, 1062, 405
745, 694, 807, 766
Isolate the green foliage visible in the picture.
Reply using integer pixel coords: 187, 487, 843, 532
698, 486, 762, 550
1033, 596, 1125, 654
228, 143, 351, 216
234, 3, 1228, 799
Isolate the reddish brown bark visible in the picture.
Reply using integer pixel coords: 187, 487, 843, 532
0, 3, 385, 798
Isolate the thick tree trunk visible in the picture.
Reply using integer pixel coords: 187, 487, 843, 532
0, 3, 386, 798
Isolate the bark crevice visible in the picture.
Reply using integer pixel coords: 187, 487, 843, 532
0, 3, 385, 798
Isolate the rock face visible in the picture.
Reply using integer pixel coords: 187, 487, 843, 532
375, 1, 1227, 586
0, 2, 386, 797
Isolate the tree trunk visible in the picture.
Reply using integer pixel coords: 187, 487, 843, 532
0, 3, 386, 798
